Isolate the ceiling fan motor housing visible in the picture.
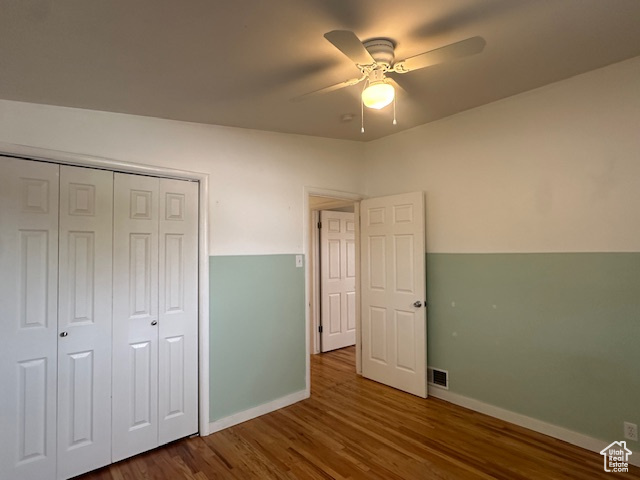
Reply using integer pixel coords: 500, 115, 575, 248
363, 39, 395, 67
368, 68, 386, 84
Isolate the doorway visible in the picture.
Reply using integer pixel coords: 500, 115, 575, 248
304, 189, 363, 383
311, 197, 356, 355
304, 188, 428, 400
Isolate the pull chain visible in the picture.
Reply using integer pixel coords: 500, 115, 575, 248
361, 79, 367, 134
393, 94, 397, 125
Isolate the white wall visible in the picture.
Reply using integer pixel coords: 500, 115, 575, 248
4, 56, 638, 257
0, 100, 365, 256
363, 56, 640, 254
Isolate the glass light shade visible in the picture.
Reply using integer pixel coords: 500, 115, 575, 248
362, 81, 395, 109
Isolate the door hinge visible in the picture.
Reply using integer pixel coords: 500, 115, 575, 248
318, 325, 323, 333
318, 221, 322, 229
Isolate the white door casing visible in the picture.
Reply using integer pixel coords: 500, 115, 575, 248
320, 210, 356, 352
158, 179, 199, 444
360, 192, 427, 398
57, 166, 114, 479
0, 157, 59, 480
112, 173, 160, 462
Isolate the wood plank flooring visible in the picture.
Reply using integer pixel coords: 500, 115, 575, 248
79, 347, 639, 479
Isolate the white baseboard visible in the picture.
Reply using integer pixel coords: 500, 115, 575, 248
429, 388, 639, 467
207, 389, 309, 434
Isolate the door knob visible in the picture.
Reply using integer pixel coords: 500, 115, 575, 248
413, 301, 422, 308
151, 320, 158, 326
60, 331, 68, 337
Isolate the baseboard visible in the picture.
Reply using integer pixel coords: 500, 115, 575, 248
207, 389, 309, 434
429, 388, 639, 467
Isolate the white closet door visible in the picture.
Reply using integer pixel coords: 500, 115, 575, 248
57, 166, 113, 479
0, 157, 59, 480
158, 179, 199, 444
112, 173, 160, 462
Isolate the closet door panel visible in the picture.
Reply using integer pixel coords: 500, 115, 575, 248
112, 174, 160, 462
158, 179, 199, 444
57, 166, 113, 480
0, 157, 59, 480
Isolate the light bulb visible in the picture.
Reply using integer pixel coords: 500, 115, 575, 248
361, 82, 395, 110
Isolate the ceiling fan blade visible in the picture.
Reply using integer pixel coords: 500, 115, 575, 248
291, 76, 366, 102
394, 36, 486, 73
324, 30, 375, 66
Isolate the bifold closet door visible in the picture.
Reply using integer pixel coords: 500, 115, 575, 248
112, 174, 160, 462
0, 159, 198, 478
56, 166, 113, 479
0, 157, 59, 480
112, 173, 198, 462
158, 179, 199, 445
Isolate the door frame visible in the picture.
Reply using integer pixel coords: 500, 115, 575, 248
303, 187, 365, 392
0, 142, 211, 436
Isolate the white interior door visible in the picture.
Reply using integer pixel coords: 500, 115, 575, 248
320, 210, 356, 352
57, 166, 113, 479
112, 173, 160, 462
158, 179, 199, 444
360, 192, 427, 397
0, 157, 59, 480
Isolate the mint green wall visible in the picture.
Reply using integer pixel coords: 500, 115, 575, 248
209, 255, 306, 421
427, 253, 640, 452
207, 252, 639, 454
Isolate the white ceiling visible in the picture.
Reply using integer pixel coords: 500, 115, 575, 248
1, 0, 640, 141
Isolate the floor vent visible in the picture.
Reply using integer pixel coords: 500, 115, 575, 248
427, 367, 449, 389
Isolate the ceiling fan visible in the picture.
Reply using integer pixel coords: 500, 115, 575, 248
293, 30, 486, 111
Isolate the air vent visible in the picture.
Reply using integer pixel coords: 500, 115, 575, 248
427, 367, 449, 389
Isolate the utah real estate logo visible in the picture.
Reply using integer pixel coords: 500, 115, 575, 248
600, 441, 632, 473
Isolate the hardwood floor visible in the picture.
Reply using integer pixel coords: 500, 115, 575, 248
80, 347, 638, 479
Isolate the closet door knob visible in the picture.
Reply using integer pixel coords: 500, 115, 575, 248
413, 301, 422, 308
151, 321, 158, 326
60, 331, 68, 337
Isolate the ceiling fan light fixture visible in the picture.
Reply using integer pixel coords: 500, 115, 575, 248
362, 81, 395, 110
